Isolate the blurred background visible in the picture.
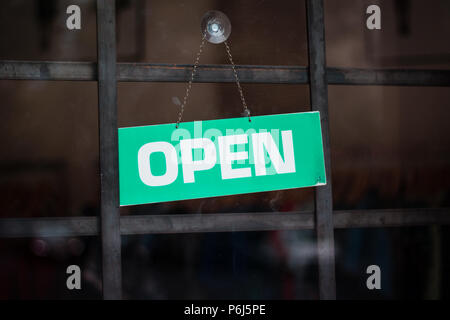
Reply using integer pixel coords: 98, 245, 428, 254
0, 0, 449, 299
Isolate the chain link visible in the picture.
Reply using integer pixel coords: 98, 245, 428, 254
175, 33, 251, 127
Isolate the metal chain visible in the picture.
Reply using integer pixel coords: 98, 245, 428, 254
175, 33, 252, 127
176, 31, 207, 128
224, 40, 251, 122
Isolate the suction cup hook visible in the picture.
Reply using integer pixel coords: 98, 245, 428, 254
201, 10, 231, 44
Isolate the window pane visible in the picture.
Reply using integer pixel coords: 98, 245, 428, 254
0, 236, 101, 299
0, 81, 99, 218
335, 226, 450, 299
325, 0, 450, 69
122, 231, 318, 299
116, 0, 308, 66
329, 85, 450, 210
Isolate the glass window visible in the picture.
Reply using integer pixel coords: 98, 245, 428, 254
118, 82, 314, 215
0, 237, 101, 299
0, 0, 97, 61
325, 0, 450, 69
335, 226, 450, 299
329, 85, 450, 210
122, 231, 318, 299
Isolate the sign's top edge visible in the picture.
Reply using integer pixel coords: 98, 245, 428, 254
118, 111, 320, 130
